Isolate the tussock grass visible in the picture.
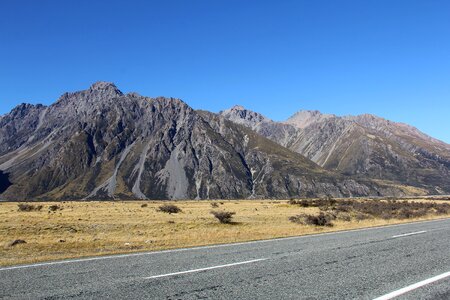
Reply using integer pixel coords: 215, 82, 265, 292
0, 198, 449, 267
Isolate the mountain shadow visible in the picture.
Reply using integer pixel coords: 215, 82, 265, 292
0, 171, 12, 194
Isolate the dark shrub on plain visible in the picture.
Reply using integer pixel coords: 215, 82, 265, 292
289, 212, 334, 227
308, 212, 334, 226
211, 210, 235, 224
48, 205, 61, 212
210, 202, 219, 208
158, 204, 182, 214
17, 204, 43, 212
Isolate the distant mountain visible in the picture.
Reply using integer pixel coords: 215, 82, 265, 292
0, 82, 447, 201
220, 106, 450, 195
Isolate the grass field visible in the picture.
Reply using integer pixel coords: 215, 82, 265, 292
1, 198, 449, 267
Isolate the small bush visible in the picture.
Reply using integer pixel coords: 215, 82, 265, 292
48, 205, 61, 212
17, 204, 43, 212
289, 212, 334, 227
158, 204, 182, 214
307, 213, 334, 226
210, 202, 219, 208
211, 210, 236, 224
141, 203, 148, 208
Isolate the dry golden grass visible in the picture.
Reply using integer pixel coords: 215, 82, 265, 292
0, 199, 449, 267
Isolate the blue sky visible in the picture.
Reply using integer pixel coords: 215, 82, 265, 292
1, 0, 449, 142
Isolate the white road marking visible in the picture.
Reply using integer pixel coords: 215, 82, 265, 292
392, 230, 427, 238
0, 217, 448, 271
144, 258, 268, 279
373, 271, 450, 300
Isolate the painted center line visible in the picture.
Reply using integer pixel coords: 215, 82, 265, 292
144, 258, 268, 279
392, 230, 427, 238
372, 271, 450, 300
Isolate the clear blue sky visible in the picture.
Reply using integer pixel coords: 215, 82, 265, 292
1, 0, 450, 143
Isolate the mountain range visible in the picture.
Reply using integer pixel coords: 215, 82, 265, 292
0, 82, 449, 201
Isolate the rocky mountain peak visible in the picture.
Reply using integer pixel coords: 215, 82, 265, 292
284, 110, 334, 129
219, 105, 271, 127
11, 103, 35, 113
6, 103, 46, 120
230, 105, 245, 111
346, 114, 398, 133
89, 81, 123, 96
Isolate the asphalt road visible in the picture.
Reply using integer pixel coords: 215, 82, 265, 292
1, 218, 450, 300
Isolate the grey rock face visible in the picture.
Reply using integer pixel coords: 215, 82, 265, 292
0, 103, 48, 156
0, 83, 253, 200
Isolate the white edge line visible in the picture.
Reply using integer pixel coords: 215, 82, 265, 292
1, 217, 449, 271
373, 271, 450, 300
144, 258, 267, 279
392, 230, 427, 238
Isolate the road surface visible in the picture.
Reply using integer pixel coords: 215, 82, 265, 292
1, 218, 450, 299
